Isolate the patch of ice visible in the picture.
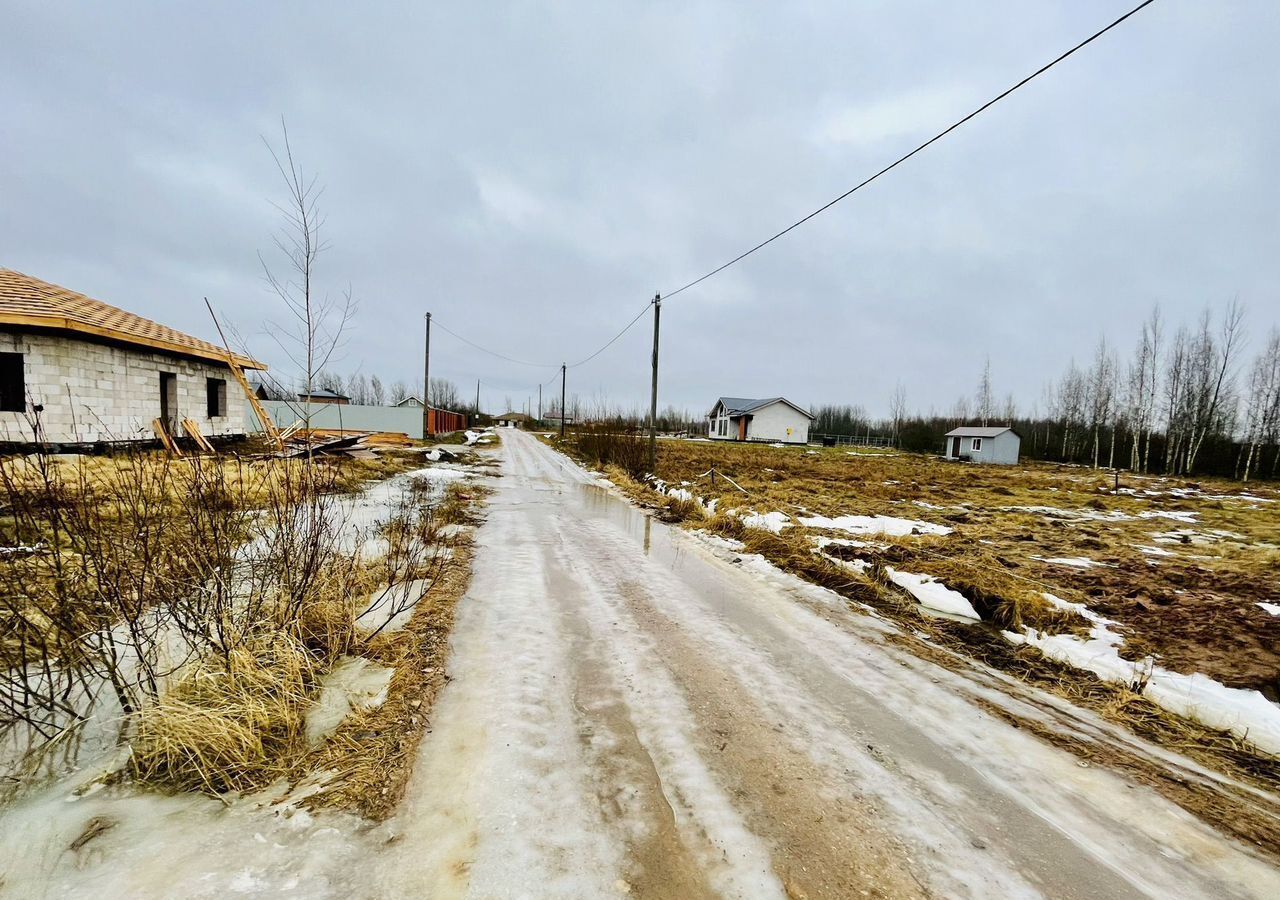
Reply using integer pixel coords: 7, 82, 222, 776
797, 514, 951, 537
884, 567, 982, 621
304, 656, 394, 747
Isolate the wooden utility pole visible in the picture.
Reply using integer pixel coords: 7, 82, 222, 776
560, 364, 567, 438
648, 292, 661, 473
422, 312, 432, 439
538, 384, 542, 420
475, 379, 480, 416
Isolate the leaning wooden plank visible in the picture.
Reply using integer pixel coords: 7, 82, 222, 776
182, 418, 216, 453
204, 298, 283, 451
152, 418, 182, 457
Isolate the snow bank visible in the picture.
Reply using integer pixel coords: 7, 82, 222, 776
1006, 599, 1280, 757
884, 567, 981, 620
797, 514, 951, 537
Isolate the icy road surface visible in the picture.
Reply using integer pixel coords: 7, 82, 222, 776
7, 428, 1279, 898
376, 430, 1279, 898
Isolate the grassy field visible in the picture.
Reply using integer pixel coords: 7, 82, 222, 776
633, 439, 1280, 696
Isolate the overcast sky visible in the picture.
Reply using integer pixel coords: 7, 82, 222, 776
3, 1, 1277, 417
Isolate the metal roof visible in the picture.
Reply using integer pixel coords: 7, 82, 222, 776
945, 426, 1015, 438
298, 388, 350, 400
0, 269, 265, 370
711, 396, 815, 419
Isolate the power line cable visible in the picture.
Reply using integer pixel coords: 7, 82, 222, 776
660, 0, 1159, 302
434, 0, 1158, 380
566, 300, 653, 368
431, 319, 559, 369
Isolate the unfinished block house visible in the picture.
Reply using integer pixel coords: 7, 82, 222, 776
0, 269, 265, 447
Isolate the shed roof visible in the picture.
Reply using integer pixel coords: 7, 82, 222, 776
496, 411, 532, 421
711, 396, 815, 419
0, 269, 265, 370
945, 426, 1017, 438
298, 388, 350, 400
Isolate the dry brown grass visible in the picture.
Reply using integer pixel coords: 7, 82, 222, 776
131, 633, 317, 794
594, 439, 1280, 691
291, 536, 476, 819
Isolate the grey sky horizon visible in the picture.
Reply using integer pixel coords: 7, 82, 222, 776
3, 1, 1277, 419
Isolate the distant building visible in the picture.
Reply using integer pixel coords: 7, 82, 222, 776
707, 397, 814, 444
0, 269, 265, 446
944, 426, 1021, 465
495, 411, 532, 428
297, 388, 350, 405
394, 395, 423, 408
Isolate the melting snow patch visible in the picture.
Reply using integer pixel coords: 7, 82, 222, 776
1006, 600, 1280, 757
1258, 603, 1280, 617
884, 567, 981, 621
1136, 545, 1176, 558
1030, 556, 1114, 570
740, 510, 792, 533
796, 514, 951, 537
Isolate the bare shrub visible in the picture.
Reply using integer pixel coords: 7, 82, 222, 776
572, 422, 649, 478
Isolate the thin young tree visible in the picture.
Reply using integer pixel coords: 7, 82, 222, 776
260, 119, 356, 436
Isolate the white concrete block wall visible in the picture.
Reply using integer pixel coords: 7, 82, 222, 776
0, 330, 248, 444
746, 402, 811, 444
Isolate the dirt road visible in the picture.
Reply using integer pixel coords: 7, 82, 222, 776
371, 429, 1280, 898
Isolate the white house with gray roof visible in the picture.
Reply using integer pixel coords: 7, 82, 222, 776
708, 397, 814, 445
944, 426, 1021, 465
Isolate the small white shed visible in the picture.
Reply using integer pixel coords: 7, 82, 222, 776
944, 426, 1021, 465
708, 397, 814, 445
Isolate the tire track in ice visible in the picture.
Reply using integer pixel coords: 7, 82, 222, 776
378, 484, 626, 897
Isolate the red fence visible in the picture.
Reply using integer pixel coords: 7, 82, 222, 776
428, 407, 468, 435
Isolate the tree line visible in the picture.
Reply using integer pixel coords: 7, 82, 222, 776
832, 301, 1279, 481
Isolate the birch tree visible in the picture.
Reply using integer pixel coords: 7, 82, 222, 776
1241, 328, 1280, 481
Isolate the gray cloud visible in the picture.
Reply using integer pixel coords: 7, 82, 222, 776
3, 0, 1276, 417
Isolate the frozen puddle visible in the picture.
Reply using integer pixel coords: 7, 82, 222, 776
305, 656, 394, 746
